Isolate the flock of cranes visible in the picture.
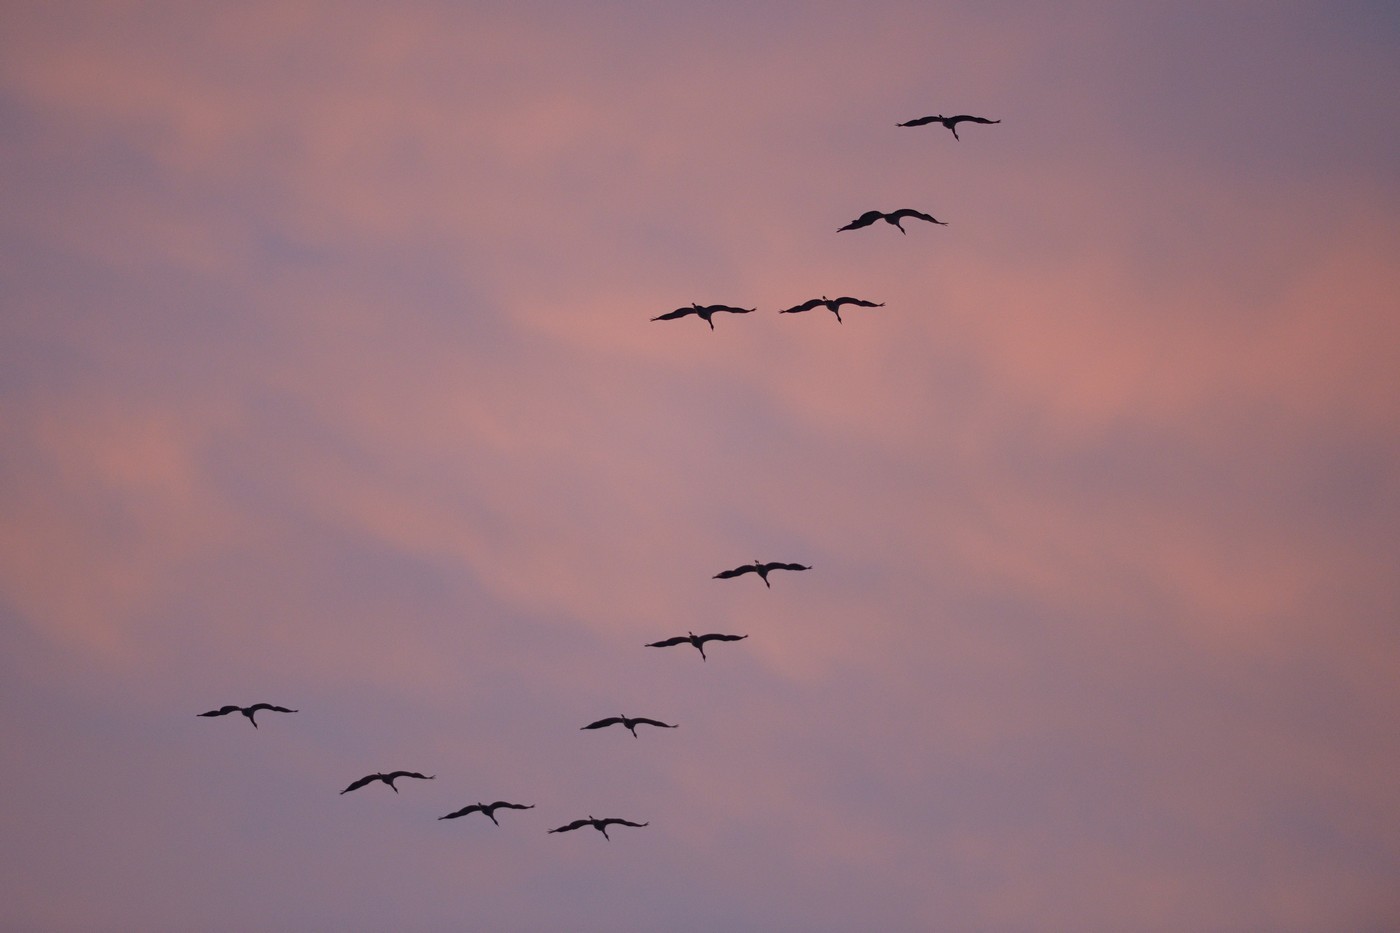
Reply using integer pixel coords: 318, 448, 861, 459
199, 107, 998, 842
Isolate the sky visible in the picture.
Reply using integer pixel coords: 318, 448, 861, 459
2, 2, 1398, 930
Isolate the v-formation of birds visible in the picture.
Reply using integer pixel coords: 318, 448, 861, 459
199, 107, 995, 840
199, 558, 806, 835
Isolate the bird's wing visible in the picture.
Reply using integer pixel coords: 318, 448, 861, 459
600, 818, 649, 828
341, 774, 378, 794
830, 297, 883, 308
947, 114, 999, 125
698, 633, 749, 643
439, 805, 480, 819
490, 802, 534, 810
760, 561, 811, 573
713, 564, 758, 579
582, 717, 625, 730
708, 305, 754, 315
897, 115, 938, 126
388, 771, 433, 781
645, 636, 688, 648
891, 209, 939, 224
247, 703, 297, 714
838, 211, 884, 231
548, 819, 591, 834
651, 307, 696, 322
198, 705, 241, 717
631, 717, 677, 729
780, 298, 825, 314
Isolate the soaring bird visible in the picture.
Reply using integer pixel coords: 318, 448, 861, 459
340, 771, 435, 794
896, 113, 1000, 139
838, 209, 946, 234
778, 295, 884, 323
651, 303, 755, 330
581, 714, 677, 737
714, 560, 811, 587
196, 703, 297, 728
438, 801, 534, 825
646, 631, 748, 661
547, 816, 648, 840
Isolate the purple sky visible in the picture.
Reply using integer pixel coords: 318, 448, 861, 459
3, 3, 1399, 930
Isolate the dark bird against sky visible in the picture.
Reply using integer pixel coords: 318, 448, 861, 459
651, 303, 756, 330
646, 631, 749, 661
438, 801, 534, 825
547, 816, 649, 840
895, 113, 1001, 139
838, 209, 946, 234
340, 771, 435, 794
196, 703, 298, 728
779, 296, 884, 324
714, 560, 811, 587
581, 714, 678, 737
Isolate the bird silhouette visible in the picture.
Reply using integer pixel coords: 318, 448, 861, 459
438, 801, 534, 825
340, 771, 435, 794
778, 296, 884, 324
646, 631, 748, 661
196, 703, 297, 728
581, 714, 678, 737
547, 816, 649, 840
651, 303, 756, 330
896, 113, 1000, 139
714, 560, 811, 587
838, 209, 946, 234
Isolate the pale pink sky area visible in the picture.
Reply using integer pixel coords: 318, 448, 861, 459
2, 3, 1398, 931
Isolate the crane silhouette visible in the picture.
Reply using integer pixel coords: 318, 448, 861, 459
547, 816, 648, 840
779, 296, 884, 323
714, 560, 811, 587
438, 801, 534, 825
646, 631, 748, 661
651, 303, 755, 330
581, 714, 677, 737
896, 113, 1000, 139
196, 703, 297, 728
340, 771, 435, 794
838, 209, 946, 234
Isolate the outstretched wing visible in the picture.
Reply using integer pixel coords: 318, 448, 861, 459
651, 306, 697, 322
760, 561, 811, 573
890, 209, 944, 226
630, 717, 677, 729
704, 305, 754, 315
896, 115, 939, 126
713, 564, 758, 579
548, 819, 592, 834
489, 802, 534, 811
697, 633, 748, 644
946, 114, 999, 126
246, 703, 297, 714
599, 818, 649, 829
838, 210, 885, 231
582, 717, 625, 730
779, 298, 825, 315
645, 636, 688, 648
439, 804, 483, 820
340, 774, 379, 794
387, 771, 434, 782
198, 705, 242, 717
830, 297, 883, 309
